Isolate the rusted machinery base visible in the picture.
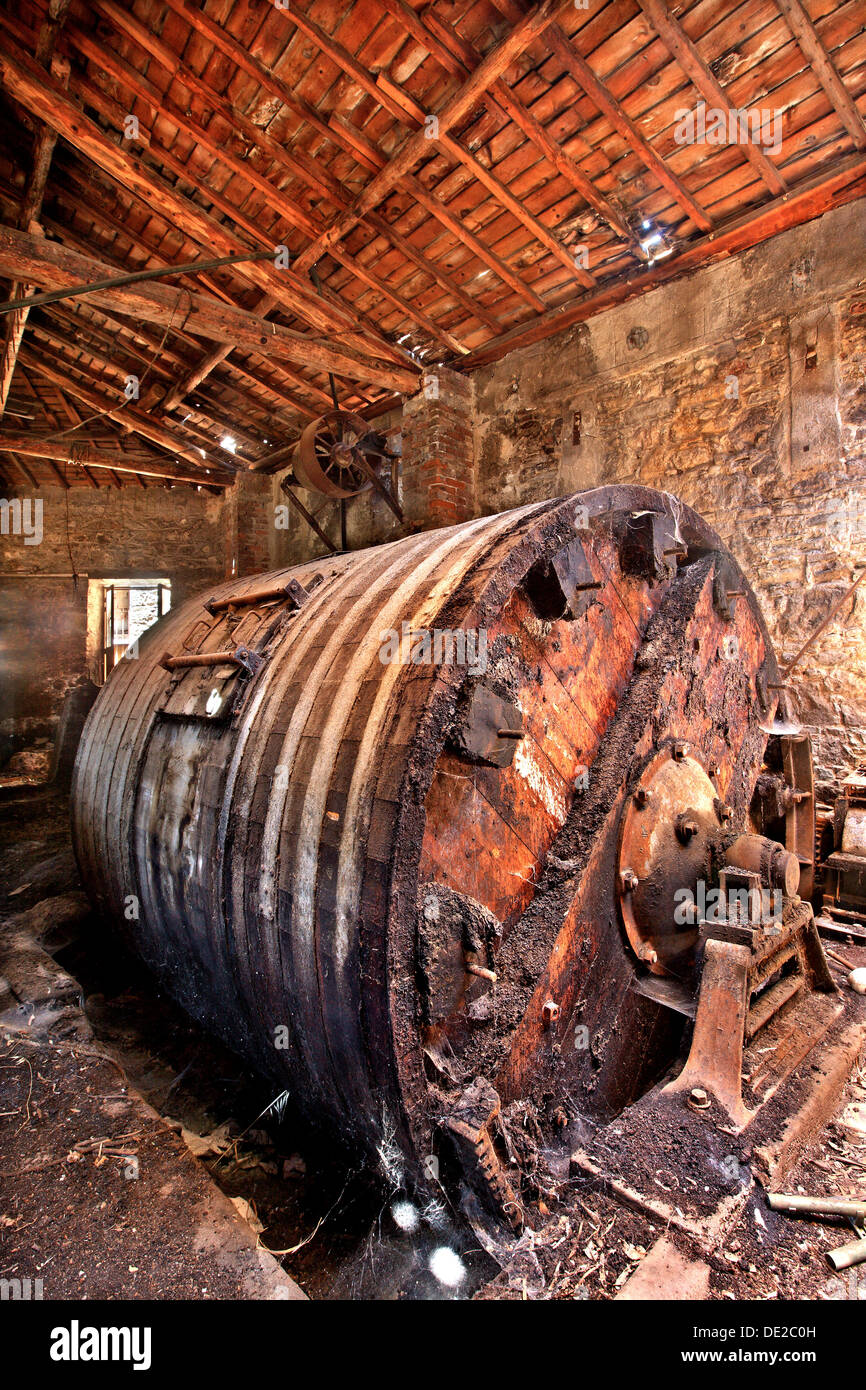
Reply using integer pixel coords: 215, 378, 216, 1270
664, 900, 837, 1128
570, 1005, 866, 1298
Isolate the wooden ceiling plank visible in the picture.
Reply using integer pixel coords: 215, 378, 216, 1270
457, 150, 866, 368
153, 0, 518, 330
383, 0, 635, 248
68, 23, 463, 359
253, 15, 547, 307
326, 113, 529, 317
0, 23, 419, 368
636, 0, 788, 196
11, 453, 41, 488
775, 0, 866, 149
28, 311, 269, 461
62, 40, 415, 366
368, 61, 594, 290
19, 341, 233, 479
290, 0, 575, 277
36, 299, 283, 449
89, 0, 488, 347
47, 458, 71, 489
544, 23, 713, 232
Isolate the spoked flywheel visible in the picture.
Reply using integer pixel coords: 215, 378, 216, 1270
292, 409, 388, 499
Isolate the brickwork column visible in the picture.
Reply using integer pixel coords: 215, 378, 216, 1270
224, 470, 273, 579
401, 367, 475, 529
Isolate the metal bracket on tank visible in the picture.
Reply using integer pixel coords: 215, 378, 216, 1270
712, 555, 746, 622
619, 510, 683, 582
523, 537, 601, 621
447, 684, 524, 768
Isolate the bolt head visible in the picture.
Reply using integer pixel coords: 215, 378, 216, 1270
542, 999, 560, 1028
634, 786, 651, 808
620, 868, 639, 893
689, 1087, 710, 1108
672, 740, 690, 760
717, 802, 733, 822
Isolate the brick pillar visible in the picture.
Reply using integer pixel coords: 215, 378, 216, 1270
401, 367, 475, 529
224, 470, 273, 579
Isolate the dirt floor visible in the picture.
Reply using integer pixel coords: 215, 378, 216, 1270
1, 785, 864, 1301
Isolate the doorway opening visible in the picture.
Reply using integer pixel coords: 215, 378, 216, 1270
92, 578, 171, 682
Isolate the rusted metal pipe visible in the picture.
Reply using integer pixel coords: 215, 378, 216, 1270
827, 1236, 866, 1271
768, 1194, 866, 1219
159, 648, 242, 671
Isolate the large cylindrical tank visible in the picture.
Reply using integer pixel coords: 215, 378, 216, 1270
72, 487, 782, 1185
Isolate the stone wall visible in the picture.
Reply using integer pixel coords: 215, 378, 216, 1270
0, 483, 224, 768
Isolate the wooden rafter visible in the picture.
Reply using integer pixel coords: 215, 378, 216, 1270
775, 0, 866, 150
158, 0, 531, 322
291, 0, 577, 274
0, 25, 421, 370
0, 227, 419, 396
544, 23, 714, 233
345, 128, 548, 312
0, 433, 227, 487
283, 0, 593, 292
0, 1, 70, 416
88, 0, 491, 347
68, 23, 468, 359
380, 0, 635, 248
457, 151, 866, 369
0, 0, 861, 470
20, 341, 231, 479
635, 0, 788, 197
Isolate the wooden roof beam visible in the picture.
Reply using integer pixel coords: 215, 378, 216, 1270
62, 54, 416, 370
158, 0, 507, 334
0, 227, 419, 396
38, 300, 283, 449
291, 0, 576, 275
11, 453, 41, 488
381, 0, 635, 248
0, 1, 70, 417
88, 0, 488, 348
217, 3, 549, 306
0, 432, 226, 486
636, 0, 788, 196
456, 151, 866, 369
775, 0, 866, 150
19, 342, 233, 480
0, 28, 417, 366
544, 23, 713, 233
328, 114, 541, 317
68, 26, 467, 359
46, 457, 71, 489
